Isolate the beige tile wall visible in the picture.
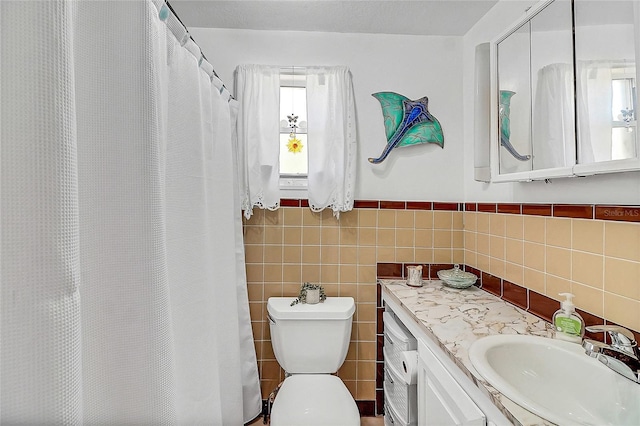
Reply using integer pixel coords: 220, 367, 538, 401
464, 212, 640, 332
245, 206, 640, 401
243, 207, 463, 400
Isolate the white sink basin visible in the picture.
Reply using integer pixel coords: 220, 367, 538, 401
469, 334, 640, 426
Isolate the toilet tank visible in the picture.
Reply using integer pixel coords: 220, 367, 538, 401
267, 297, 355, 374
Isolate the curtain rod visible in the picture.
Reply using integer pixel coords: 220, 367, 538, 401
164, 0, 233, 100
577, 59, 635, 68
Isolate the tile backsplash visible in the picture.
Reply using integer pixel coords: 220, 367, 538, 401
243, 199, 640, 413
463, 202, 640, 334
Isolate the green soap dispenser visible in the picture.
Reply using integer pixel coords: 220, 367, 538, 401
553, 293, 585, 343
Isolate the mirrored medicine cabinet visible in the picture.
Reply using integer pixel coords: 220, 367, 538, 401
489, 0, 640, 182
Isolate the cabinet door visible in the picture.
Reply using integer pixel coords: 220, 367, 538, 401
417, 340, 485, 426
492, 0, 576, 182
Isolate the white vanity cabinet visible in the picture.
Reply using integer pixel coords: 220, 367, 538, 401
417, 339, 484, 426
383, 293, 511, 426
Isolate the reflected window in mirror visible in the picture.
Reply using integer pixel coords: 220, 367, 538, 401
611, 75, 637, 160
575, 0, 639, 165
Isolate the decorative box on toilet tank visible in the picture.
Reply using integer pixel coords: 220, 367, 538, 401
383, 310, 418, 426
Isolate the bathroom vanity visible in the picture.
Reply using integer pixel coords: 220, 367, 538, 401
381, 280, 556, 426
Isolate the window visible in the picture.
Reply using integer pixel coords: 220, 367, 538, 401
279, 71, 308, 189
236, 64, 356, 217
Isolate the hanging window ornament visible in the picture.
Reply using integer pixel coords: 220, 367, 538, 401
287, 136, 303, 153
286, 113, 303, 153
287, 114, 299, 133
621, 108, 634, 132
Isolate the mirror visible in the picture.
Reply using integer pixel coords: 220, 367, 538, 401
529, 0, 575, 170
494, 0, 574, 180
497, 21, 532, 175
491, 0, 640, 181
574, 0, 639, 172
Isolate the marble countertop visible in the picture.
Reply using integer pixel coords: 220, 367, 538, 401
381, 279, 557, 426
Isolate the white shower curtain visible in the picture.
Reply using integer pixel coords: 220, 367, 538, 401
1, 0, 261, 423
532, 63, 576, 169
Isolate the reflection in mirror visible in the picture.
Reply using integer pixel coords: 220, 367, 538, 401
496, 0, 574, 177
497, 22, 532, 175
530, 0, 574, 170
499, 90, 530, 161
575, 0, 639, 164
612, 76, 637, 159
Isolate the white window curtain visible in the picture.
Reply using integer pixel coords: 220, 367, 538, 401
576, 61, 613, 163
1, 1, 261, 424
306, 66, 357, 215
235, 65, 282, 216
235, 65, 357, 218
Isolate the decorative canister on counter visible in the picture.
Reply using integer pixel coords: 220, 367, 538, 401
406, 265, 423, 287
437, 264, 477, 289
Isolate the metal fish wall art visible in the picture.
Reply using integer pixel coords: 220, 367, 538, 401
369, 92, 444, 164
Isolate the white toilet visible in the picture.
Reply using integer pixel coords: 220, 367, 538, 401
267, 296, 361, 426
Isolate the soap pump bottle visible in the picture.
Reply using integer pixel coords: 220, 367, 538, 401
553, 293, 585, 343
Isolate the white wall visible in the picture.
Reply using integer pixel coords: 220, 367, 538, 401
190, 27, 464, 201
462, 0, 640, 205
191, 0, 640, 205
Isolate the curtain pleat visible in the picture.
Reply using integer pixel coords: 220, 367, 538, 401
577, 62, 613, 163
166, 24, 222, 423
74, 2, 176, 422
1, 1, 260, 423
229, 98, 263, 422
532, 63, 575, 169
235, 64, 282, 218
306, 66, 357, 215
1, 2, 83, 422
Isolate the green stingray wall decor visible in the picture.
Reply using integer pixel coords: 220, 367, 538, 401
369, 92, 444, 164
499, 90, 530, 161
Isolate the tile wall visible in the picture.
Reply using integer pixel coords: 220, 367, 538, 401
243, 201, 465, 412
463, 203, 640, 333
243, 200, 640, 414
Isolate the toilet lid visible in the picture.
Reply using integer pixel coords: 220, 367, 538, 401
270, 375, 360, 426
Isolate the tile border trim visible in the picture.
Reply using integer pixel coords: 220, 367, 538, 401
356, 400, 376, 417
278, 199, 640, 222
258, 398, 376, 418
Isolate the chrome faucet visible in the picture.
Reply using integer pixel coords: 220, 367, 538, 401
582, 325, 640, 383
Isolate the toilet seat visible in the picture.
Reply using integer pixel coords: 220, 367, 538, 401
270, 375, 360, 426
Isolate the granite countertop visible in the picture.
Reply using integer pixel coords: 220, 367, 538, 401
381, 279, 557, 426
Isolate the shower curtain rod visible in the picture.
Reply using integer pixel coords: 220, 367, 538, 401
164, 0, 234, 100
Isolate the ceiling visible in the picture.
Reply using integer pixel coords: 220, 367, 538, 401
169, 0, 499, 36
